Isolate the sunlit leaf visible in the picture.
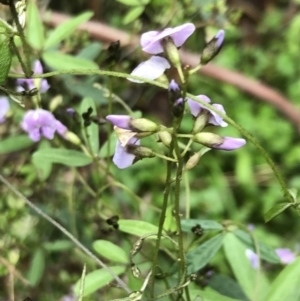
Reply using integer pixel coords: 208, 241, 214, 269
118, 219, 159, 237
123, 6, 145, 24
27, 249, 45, 286
0, 135, 33, 154
93, 240, 129, 264
0, 38, 12, 84
74, 266, 125, 296
181, 219, 223, 232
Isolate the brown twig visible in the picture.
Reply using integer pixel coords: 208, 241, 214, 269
43, 11, 300, 132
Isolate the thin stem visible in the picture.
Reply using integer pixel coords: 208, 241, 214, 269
181, 139, 193, 157
150, 147, 174, 297
184, 172, 190, 219
10, 37, 28, 77
177, 134, 193, 138
0, 174, 131, 294
155, 152, 178, 162
8, 0, 31, 77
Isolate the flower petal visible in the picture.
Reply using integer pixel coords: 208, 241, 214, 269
0, 97, 10, 123
128, 56, 170, 83
106, 115, 131, 129
275, 248, 295, 264
246, 249, 259, 269
213, 137, 246, 151
113, 137, 140, 169
209, 104, 228, 127
141, 23, 196, 54
187, 95, 211, 117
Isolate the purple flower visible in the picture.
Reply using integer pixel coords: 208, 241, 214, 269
106, 115, 131, 129
141, 23, 196, 54
213, 137, 246, 151
21, 109, 67, 142
187, 95, 228, 127
246, 249, 259, 269
275, 248, 295, 264
0, 97, 10, 123
129, 56, 171, 83
17, 60, 50, 93
113, 137, 140, 169
66, 108, 75, 116
168, 79, 180, 92
215, 30, 225, 48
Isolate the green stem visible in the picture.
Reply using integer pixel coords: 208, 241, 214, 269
8, 0, 31, 77
155, 152, 178, 162
10, 37, 28, 77
150, 147, 174, 297
0, 173, 131, 293
184, 172, 190, 219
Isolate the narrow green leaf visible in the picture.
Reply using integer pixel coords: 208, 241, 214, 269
93, 240, 129, 264
26, 0, 45, 50
186, 233, 224, 274
265, 257, 300, 301
45, 11, 93, 49
43, 51, 98, 70
116, 0, 149, 6
264, 202, 293, 222
223, 233, 269, 301
27, 249, 45, 286
234, 229, 280, 264
123, 6, 145, 24
77, 42, 102, 60
43, 240, 73, 252
118, 219, 159, 237
32, 148, 93, 167
74, 266, 125, 297
181, 219, 223, 233
0, 135, 33, 154
0, 38, 12, 84
190, 288, 243, 301
80, 97, 99, 156
32, 140, 52, 180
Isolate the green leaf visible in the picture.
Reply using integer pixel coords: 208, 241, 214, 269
26, 0, 45, 50
44, 11, 93, 49
223, 233, 269, 301
77, 42, 102, 60
0, 135, 33, 154
123, 6, 145, 24
264, 202, 294, 222
43, 51, 98, 70
32, 140, 52, 180
32, 148, 93, 167
74, 266, 125, 296
0, 19, 14, 33
265, 257, 300, 301
0, 38, 12, 84
118, 219, 159, 237
164, 205, 177, 232
43, 240, 73, 252
27, 249, 45, 286
116, 0, 149, 6
190, 288, 243, 301
99, 134, 117, 158
234, 229, 280, 264
93, 240, 128, 264
181, 219, 223, 232
186, 233, 224, 274
80, 97, 99, 156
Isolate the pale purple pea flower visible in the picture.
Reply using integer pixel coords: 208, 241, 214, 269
17, 60, 50, 93
141, 23, 196, 54
113, 137, 140, 169
106, 115, 131, 129
213, 137, 246, 151
275, 248, 295, 264
0, 97, 10, 123
168, 79, 180, 92
246, 249, 260, 269
129, 56, 171, 83
187, 95, 228, 127
21, 109, 67, 142
215, 30, 225, 49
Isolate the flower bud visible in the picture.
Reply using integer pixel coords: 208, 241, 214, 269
130, 118, 159, 132
168, 79, 181, 104
162, 37, 181, 68
49, 95, 63, 112
185, 151, 202, 170
127, 145, 156, 158
158, 131, 172, 147
192, 110, 209, 133
65, 131, 82, 145
172, 98, 184, 117
201, 30, 225, 65
193, 132, 223, 147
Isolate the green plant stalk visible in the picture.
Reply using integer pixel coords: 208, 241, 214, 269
0, 173, 131, 294
8, 0, 32, 77
106, 77, 113, 173
150, 146, 174, 297
10, 37, 28, 78
9, 69, 293, 203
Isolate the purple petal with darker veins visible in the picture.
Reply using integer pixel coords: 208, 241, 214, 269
129, 56, 170, 83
